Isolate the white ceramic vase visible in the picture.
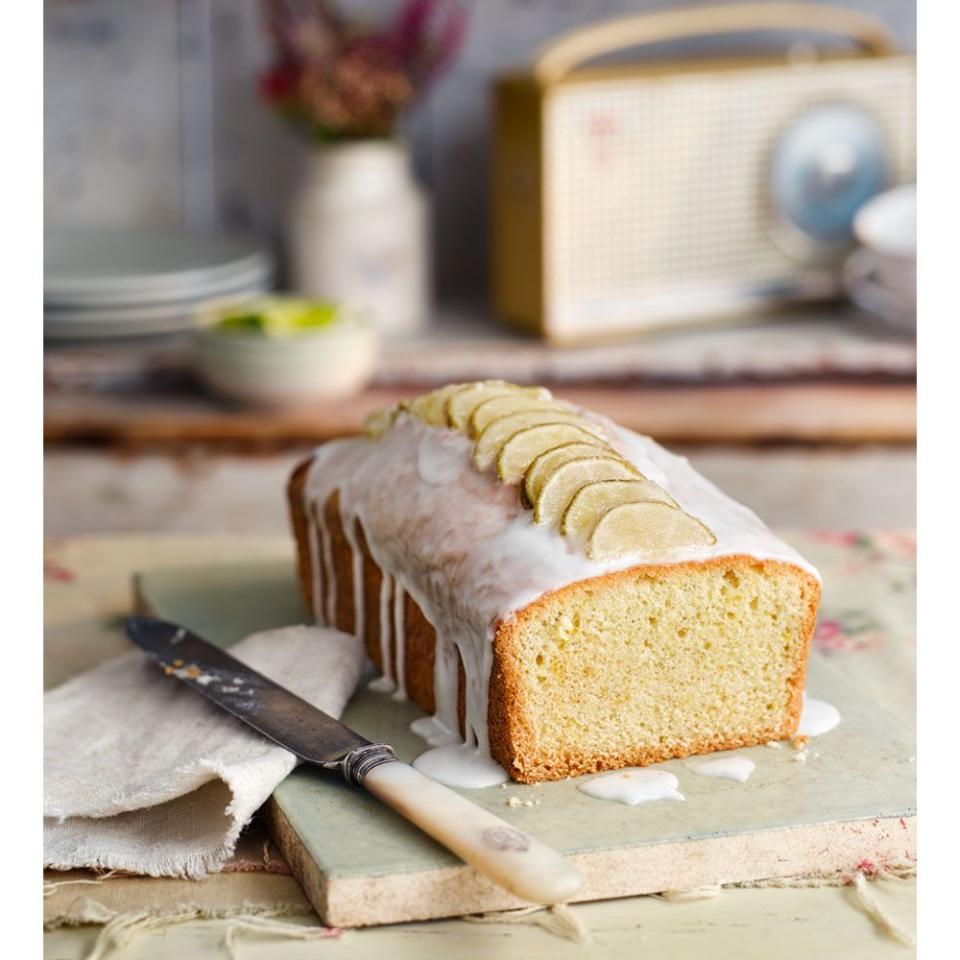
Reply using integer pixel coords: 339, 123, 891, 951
287, 141, 429, 336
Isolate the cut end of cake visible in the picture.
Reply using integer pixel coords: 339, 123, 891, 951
490, 556, 819, 783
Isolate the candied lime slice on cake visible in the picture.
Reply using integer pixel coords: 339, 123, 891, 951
589, 501, 716, 559
471, 394, 570, 437
404, 384, 467, 427
474, 412, 603, 471
499, 429, 607, 488
534, 457, 639, 526
523, 440, 620, 504
445, 381, 551, 432
561, 478, 676, 541
363, 405, 399, 439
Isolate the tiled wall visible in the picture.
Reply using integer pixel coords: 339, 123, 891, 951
44, 0, 916, 300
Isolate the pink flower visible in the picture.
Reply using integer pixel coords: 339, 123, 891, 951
812, 530, 861, 547
813, 619, 847, 654
44, 557, 74, 583
872, 531, 917, 557
851, 631, 885, 653
258, 0, 467, 139
259, 64, 299, 104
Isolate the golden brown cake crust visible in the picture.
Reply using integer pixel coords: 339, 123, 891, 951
287, 457, 315, 611
289, 461, 820, 784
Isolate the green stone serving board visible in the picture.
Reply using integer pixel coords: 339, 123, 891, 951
136, 560, 916, 928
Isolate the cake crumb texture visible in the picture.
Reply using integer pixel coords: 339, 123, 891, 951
489, 557, 818, 782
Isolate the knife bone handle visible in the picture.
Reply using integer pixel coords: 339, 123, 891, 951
362, 759, 583, 906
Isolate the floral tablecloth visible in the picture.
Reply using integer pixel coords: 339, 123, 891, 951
43, 531, 916, 956
795, 530, 916, 726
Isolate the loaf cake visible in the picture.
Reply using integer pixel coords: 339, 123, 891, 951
288, 381, 820, 783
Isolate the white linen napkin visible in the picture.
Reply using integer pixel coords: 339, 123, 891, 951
44, 625, 365, 878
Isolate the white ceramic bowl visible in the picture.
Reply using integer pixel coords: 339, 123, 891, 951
194, 304, 380, 407
851, 184, 916, 313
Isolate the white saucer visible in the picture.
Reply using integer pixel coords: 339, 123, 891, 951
844, 248, 916, 335
44, 284, 269, 340
44, 229, 273, 308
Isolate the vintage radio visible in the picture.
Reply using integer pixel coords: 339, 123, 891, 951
492, 3, 916, 342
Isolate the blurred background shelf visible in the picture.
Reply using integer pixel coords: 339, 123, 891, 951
44, 380, 915, 448
44, 306, 915, 448
44, 304, 916, 536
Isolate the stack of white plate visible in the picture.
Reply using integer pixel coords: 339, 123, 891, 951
44, 229, 274, 340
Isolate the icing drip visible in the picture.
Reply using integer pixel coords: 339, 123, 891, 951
798, 695, 842, 737
368, 575, 396, 693
342, 509, 365, 643
392, 584, 408, 701
313, 503, 336, 626
305, 514, 323, 621
304, 412, 819, 786
688, 756, 755, 782
431, 632, 466, 759
410, 715, 459, 747
577, 769, 685, 806
412, 743, 509, 788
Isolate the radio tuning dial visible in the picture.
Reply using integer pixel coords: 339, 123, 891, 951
768, 104, 890, 264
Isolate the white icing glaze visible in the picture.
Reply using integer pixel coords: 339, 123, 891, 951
367, 676, 395, 693
376, 574, 395, 690
417, 429, 468, 485
798, 695, 842, 737
391, 584, 408, 701
305, 511, 323, 617
314, 503, 337, 626
341, 506, 365, 643
611, 427, 819, 579
410, 715, 460, 747
688, 755, 756, 782
304, 410, 819, 784
577, 769, 685, 805
412, 742, 509, 788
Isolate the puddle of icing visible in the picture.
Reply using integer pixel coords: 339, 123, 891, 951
577, 769, 684, 806
688, 756, 755, 782
367, 675, 396, 694
410, 715, 460, 748
412, 743, 509, 788
798, 695, 842, 737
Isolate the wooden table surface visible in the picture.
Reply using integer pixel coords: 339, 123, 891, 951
44, 381, 917, 448
44, 310, 916, 448
44, 535, 916, 959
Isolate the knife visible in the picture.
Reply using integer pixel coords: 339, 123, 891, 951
126, 615, 583, 906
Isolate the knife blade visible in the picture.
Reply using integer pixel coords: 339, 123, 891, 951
126, 614, 370, 764
126, 615, 583, 907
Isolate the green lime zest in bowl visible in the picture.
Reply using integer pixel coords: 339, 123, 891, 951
213, 298, 342, 337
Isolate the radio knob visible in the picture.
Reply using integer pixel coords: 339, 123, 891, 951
768, 104, 889, 263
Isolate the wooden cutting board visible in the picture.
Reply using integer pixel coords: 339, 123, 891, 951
136, 559, 916, 928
